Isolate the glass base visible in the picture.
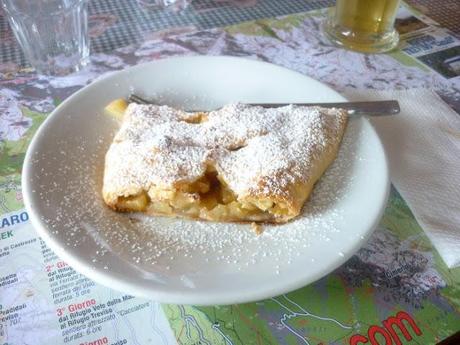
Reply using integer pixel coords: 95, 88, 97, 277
32, 55, 90, 76
323, 18, 399, 54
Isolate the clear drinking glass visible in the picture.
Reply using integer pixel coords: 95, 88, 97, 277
1, 0, 90, 75
324, 0, 401, 53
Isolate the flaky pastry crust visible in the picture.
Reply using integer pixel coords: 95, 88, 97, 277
102, 103, 347, 223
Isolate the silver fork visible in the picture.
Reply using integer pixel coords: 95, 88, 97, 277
128, 94, 400, 116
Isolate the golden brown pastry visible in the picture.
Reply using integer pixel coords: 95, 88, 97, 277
102, 102, 347, 223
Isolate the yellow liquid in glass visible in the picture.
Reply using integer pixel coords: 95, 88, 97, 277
326, 0, 401, 53
336, 0, 400, 34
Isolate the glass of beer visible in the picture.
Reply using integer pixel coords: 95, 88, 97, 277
324, 0, 401, 53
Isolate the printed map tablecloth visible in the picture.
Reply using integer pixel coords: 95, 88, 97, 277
1, 3, 460, 345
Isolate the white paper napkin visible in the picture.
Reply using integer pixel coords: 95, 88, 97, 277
344, 88, 460, 268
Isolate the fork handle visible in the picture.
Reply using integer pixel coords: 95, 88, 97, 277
128, 95, 400, 116
250, 100, 400, 116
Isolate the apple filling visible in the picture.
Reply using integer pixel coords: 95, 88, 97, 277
115, 166, 291, 222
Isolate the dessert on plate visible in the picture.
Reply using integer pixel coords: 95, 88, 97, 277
102, 100, 347, 223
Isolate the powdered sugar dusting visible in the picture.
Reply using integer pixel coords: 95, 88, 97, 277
103, 103, 347, 204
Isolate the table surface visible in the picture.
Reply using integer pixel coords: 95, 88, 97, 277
0, 1, 459, 345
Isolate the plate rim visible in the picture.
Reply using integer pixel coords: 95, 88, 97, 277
22, 55, 390, 305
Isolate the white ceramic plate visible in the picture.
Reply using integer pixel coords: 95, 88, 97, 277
23, 56, 389, 305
